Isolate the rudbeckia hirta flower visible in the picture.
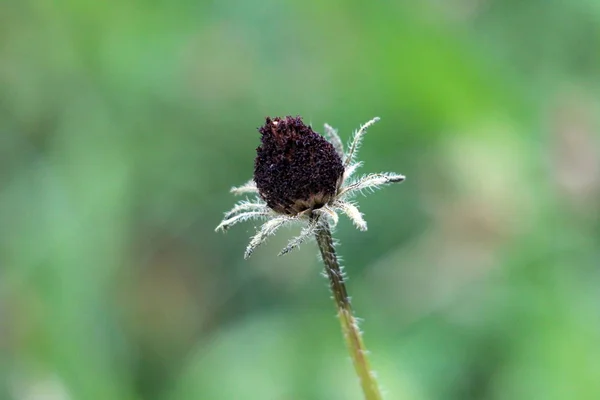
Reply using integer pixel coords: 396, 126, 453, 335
216, 115, 405, 258
216, 115, 405, 400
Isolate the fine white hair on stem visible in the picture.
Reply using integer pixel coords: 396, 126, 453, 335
230, 179, 258, 196
244, 216, 294, 258
335, 200, 367, 231
215, 210, 271, 232
224, 198, 268, 218
338, 172, 405, 199
323, 123, 345, 158
344, 117, 380, 168
278, 219, 321, 256
343, 161, 363, 182
316, 205, 339, 227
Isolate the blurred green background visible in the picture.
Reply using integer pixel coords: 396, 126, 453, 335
2, 1, 600, 399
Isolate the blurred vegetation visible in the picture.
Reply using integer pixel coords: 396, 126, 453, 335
2, 1, 600, 399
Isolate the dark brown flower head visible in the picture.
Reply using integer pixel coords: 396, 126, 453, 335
217, 116, 404, 258
254, 116, 344, 215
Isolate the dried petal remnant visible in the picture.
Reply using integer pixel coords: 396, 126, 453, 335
254, 116, 344, 215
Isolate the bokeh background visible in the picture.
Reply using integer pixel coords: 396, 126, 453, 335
2, 1, 600, 399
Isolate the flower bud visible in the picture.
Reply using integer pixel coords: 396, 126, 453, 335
254, 116, 344, 215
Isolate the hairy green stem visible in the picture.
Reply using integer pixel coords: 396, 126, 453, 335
315, 221, 383, 400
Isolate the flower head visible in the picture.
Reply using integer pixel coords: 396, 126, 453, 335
254, 116, 344, 215
216, 116, 405, 258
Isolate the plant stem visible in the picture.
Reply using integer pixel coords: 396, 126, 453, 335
315, 221, 383, 400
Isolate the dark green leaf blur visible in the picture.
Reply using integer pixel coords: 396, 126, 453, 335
1, 1, 599, 399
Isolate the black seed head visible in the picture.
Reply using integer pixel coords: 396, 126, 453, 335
254, 116, 345, 215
